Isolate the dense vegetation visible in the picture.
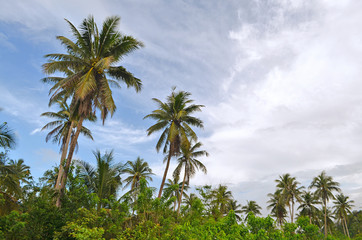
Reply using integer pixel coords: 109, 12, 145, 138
0, 16, 361, 239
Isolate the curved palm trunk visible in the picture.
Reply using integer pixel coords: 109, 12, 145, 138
56, 117, 84, 207
341, 218, 346, 237
291, 199, 294, 223
177, 166, 187, 215
158, 146, 173, 199
55, 121, 74, 190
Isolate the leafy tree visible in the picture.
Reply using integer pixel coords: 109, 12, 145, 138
173, 141, 208, 214
241, 200, 262, 220
0, 122, 15, 149
77, 150, 123, 210
333, 193, 354, 238
144, 89, 204, 198
275, 173, 304, 223
122, 157, 154, 191
310, 171, 341, 237
42, 15, 143, 206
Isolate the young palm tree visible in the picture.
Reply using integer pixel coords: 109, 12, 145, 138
0, 122, 15, 149
298, 191, 320, 224
241, 200, 262, 220
211, 184, 233, 217
333, 193, 354, 238
77, 150, 123, 210
122, 157, 154, 191
267, 190, 287, 226
144, 89, 204, 198
173, 141, 208, 214
275, 173, 304, 223
309, 171, 341, 237
163, 176, 190, 211
42, 15, 143, 206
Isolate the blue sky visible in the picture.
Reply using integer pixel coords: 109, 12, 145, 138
1, 0, 362, 214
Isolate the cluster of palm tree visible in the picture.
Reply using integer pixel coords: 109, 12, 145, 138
267, 172, 354, 238
41, 15, 144, 207
0, 122, 32, 215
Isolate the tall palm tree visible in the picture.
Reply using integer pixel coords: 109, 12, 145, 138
41, 98, 95, 197
77, 150, 123, 210
42, 15, 143, 206
122, 157, 154, 191
275, 173, 304, 223
241, 200, 262, 220
309, 171, 341, 237
0, 122, 15, 149
298, 191, 320, 224
333, 193, 354, 238
173, 141, 208, 214
211, 184, 233, 217
267, 190, 287, 226
144, 89, 204, 198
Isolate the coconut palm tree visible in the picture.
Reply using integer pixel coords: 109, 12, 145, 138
267, 190, 287, 226
0, 122, 15, 149
241, 200, 262, 220
298, 191, 320, 224
211, 184, 233, 217
309, 171, 341, 237
41, 98, 95, 198
333, 193, 354, 238
163, 176, 190, 211
122, 157, 154, 191
275, 173, 304, 223
228, 200, 243, 221
42, 15, 143, 206
77, 150, 123, 210
144, 89, 204, 198
173, 141, 208, 214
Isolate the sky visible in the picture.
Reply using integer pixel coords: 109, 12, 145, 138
0, 0, 361, 215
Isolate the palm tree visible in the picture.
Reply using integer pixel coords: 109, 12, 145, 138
173, 141, 208, 214
297, 191, 320, 224
42, 15, 143, 206
163, 176, 190, 211
228, 200, 243, 221
122, 157, 154, 191
77, 150, 123, 210
267, 190, 287, 226
144, 89, 204, 198
309, 171, 341, 237
0, 122, 15, 149
241, 200, 262, 220
41, 98, 95, 197
211, 184, 233, 217
333, 193, 354, 238
275, 173, 304, 223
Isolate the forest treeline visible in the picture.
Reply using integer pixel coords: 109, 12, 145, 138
0, 15, 361, 239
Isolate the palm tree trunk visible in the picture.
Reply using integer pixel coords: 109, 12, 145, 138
344, 216, 350, 239
177, 166, 187, 215
341, 218, 346, 237
324, 200, 327, 238
291, 200, 294, 223
158, 145, 173, 199
56, 117, 84, 207
288, 204, 292, 223
55, 121, 74, 190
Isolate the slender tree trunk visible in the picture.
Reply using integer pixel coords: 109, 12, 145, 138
173, 196, 177, 211
288, 204, 292, 223
344, 216, 350, 239
56, 117, 84, 207
177, 166, 187, 215
341, 218, 346, 237
55, 121, 74, 190
309, 213, 312, 224
291, 199, 294, 223
158, 145, 173, 199
324, 200, 327, 238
